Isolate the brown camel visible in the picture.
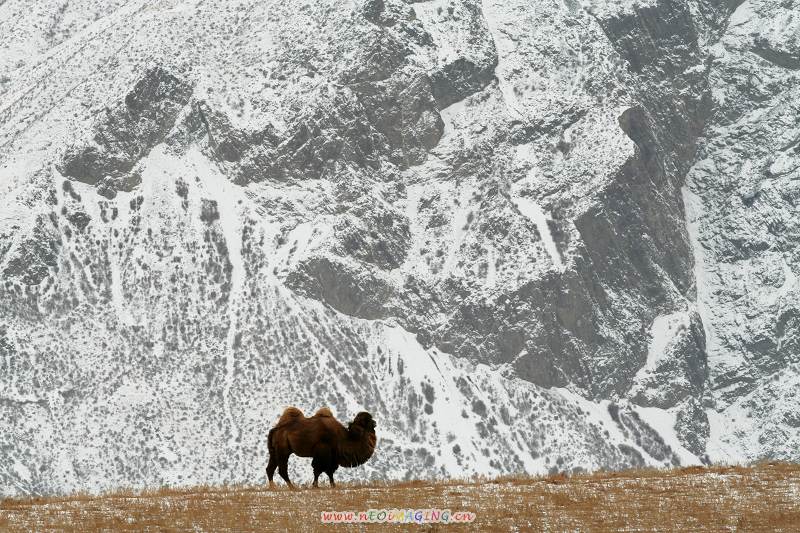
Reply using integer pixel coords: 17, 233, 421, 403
266, 407, 377, 489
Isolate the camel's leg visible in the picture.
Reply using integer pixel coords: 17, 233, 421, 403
266, 455, 278, 489
278, 456, 295, 490
326, 470, 336, 488
311, 456, 323, 489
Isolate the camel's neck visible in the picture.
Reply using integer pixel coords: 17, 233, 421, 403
338, 432, 377, 468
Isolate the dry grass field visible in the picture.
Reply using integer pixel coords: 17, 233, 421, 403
2, 463, 799, 532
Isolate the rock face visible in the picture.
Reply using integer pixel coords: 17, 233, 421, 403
59, 67, 194, 197
0, 0, 797, 496
683, 0, 800, 461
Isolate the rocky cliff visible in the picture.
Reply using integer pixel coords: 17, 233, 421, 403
0, 0, 797, 496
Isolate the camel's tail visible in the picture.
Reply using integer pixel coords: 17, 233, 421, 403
266, 426, 276, 477
267, 426, 277, 456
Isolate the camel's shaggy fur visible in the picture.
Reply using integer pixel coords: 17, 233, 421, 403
266, 407, 377, 489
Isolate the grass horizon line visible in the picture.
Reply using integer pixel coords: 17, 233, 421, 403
3, 459, 796, 507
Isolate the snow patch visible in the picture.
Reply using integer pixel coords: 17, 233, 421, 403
682, 185, 718, 359
554, 388, 655, 464
510, 193, 564, 272
510, 144, 565, 272
187, 147, 247, 444
112, 382, 154, 407
636, 311, 690, 380
439, 95, 471, 139
481, 0, 525, 119
380, 325, 546, 475
635, 406, 700, 465
555, 388, 700, 467
440, 184, 475, 276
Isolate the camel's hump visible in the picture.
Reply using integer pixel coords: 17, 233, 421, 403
313, 407, 334, 418
278, 406, 304, 424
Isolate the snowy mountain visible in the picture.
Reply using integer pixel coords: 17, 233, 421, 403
1, 0, 798, 496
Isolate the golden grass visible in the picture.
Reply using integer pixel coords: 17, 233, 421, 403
2, 463, 799, 532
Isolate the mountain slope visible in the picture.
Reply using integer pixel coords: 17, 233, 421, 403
0, 0, 797, 496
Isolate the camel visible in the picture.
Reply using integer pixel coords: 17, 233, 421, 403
266, 407, 377, 489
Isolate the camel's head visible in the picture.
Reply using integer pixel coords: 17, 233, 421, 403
348, 412, 376, 438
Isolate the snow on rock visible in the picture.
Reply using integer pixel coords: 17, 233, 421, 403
634, 311, 693, 383
681, 0, 800, 461
0, 0, 798, 496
